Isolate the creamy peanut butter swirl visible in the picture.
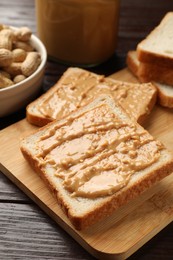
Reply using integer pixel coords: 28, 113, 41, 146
36, 103, 162, 198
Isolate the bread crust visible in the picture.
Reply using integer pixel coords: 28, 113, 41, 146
156, 85, 173, 108
26, 111, 53, 127
137, 12, 173, 67
26, 77, 65, 127
26, 67, 104, 127
126, 50, 139, 76
63, 159, 173, 230
137, 48, 173, 68
126, 50, 173, 108
22, 142, 173, 230
138, 62, 173, 86
137, 89, 157, 124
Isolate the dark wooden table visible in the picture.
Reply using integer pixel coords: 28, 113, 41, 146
1, 0, 173, 259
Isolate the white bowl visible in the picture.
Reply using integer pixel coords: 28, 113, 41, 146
0, 30, 47, 117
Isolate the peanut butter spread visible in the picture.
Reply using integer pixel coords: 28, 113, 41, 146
38, 70, 104, 120
35, 102, 163, 198
37, 70, 155, 122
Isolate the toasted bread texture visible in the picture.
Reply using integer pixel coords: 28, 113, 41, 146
127, 50, 173, 108
137, 12, 173, 67
26, 67, 157, 127
20, 95, 173, 230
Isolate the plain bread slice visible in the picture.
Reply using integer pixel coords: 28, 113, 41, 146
137, 12, 173, 67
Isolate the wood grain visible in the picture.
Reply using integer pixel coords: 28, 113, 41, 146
1, 68, 173, 259
0, 203, 93, 260
1, 0, 173, 259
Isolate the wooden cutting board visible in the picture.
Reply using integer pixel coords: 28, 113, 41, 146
1, 68, 173, 260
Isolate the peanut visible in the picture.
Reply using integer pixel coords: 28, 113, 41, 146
0, 28, 15, 39
4, 62, 22, 77
0, 70, 11, 79
21, 52, 41, 77
14, 27, 32, 42
13, 41, 34, 52
0, 31, 13, 50
0, 48, 13, 67
13, 74, 26, 84
0, 23, 42, 89
0, 73, 13, 88
12, 48, 27, 62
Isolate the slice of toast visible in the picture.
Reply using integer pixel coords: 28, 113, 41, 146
126, 50, 173, 108
26, 67, 157, 126
20, 95, 173, 230
137, 12, 173, 67
103, 77, 156, 124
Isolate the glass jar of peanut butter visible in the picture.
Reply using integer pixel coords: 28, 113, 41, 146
35, 0, 120, 67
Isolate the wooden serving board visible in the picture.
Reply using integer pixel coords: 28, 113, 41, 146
1, 68, 173, 260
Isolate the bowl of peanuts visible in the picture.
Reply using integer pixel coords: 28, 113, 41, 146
0, 24, 47, 117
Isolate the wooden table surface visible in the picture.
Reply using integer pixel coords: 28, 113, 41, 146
1, 0, 173, 259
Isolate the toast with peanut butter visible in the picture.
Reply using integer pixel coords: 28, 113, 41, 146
20, 95, 173, 230
26, 67, 157, 126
